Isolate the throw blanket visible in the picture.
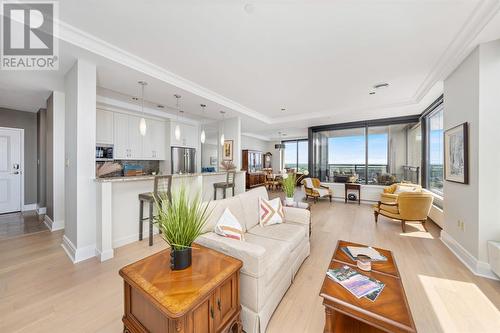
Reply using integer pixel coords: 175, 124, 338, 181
304, 178, 330, 197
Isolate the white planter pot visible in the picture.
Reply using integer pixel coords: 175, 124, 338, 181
285, 197, 295, 205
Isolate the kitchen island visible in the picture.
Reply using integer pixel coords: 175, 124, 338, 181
95, 171, 245, 261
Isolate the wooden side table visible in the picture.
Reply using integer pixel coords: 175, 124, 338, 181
344, 183, 361, 205
119, 245, 243, 333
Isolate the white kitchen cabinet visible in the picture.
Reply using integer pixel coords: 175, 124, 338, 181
113, 112, 130, 159
96, 109, 114, 144
170, 121, 198, 148
142, 119, 166, 160
127, 115, 143, 159
113, 112, 166, 160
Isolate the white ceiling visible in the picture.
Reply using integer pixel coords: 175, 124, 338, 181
2, 0, 500, 140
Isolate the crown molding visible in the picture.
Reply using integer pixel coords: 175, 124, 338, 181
413, 0, 500, 102
241, 132, 271, 141
55, 2, 498, 127
56, 20, 273, 124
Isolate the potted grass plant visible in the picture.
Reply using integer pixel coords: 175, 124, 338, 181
154, 185, 212, 270
282, 171, 296, 205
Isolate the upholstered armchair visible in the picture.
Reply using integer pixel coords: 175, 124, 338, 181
381, 183, 422, 204
373, 192, 433, 232
302, 178, 332, 203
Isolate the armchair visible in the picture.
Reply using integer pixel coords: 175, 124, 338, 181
381, 183, 422, 204
373, 192, 433, 232
302, 178, 332, 203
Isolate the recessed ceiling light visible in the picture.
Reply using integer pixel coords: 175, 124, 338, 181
132, 97, 139, 101
373, 82, 389, 89
369, 91, 376, 95
157, 104, 164, 109
281, 108, 286, 111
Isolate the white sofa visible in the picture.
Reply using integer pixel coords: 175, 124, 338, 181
196, 186, 311, 333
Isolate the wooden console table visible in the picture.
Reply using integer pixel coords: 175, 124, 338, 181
344, 183, 361, 205
119, 245, 243, 333
320, 240, 416, 333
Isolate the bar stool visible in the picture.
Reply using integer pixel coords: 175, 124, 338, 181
213, 171, 236, 200
138, 175, 172, 246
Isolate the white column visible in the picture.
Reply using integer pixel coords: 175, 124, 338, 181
96, 182, 113, 261
62, 59, 97, 263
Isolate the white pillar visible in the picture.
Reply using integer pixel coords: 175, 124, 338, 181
62, 59, 97, 263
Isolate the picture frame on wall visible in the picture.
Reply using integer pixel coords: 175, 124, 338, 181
444, 122, 469, 184
223, 140, 233, 161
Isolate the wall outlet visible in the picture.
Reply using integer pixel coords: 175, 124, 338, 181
457, 220, 465, 231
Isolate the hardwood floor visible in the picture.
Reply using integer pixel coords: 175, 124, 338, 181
0, 211, 48, 240
1, 198, 499, 332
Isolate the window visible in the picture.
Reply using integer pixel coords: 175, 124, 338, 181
426, 107, 444, 194
327, 128, 366, 183
283, 139, 308, 172
310, 117, 421, 184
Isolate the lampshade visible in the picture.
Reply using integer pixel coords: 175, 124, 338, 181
139, 117, 147, 136
200, 129, 206, 144
174, 124, 181, 140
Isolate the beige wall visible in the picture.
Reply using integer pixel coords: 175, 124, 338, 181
0, 107, 38, 205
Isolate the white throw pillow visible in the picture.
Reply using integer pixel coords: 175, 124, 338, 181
394, 185, 418, 194
259, 197, 284, 227
214, 208, 245, 241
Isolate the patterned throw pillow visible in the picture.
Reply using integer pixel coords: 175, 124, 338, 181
214, 208, 245, 241
259, 197, 285, 227
394, 185, 418, 194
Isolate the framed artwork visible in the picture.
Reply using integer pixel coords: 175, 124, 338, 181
223, 140, 233, 161
444, 122, 469, 184
210, 156, 217, 166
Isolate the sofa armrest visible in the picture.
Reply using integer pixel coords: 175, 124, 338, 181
196, 232, 266, 278
283, 206, 311, 226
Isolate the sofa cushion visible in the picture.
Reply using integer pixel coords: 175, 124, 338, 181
243, 233, 289, 282
259, 197, 284, 227
238, 186, 269, 230
248, 223, 305, 252
215, 208, 245, 241
202, 196, 247, 233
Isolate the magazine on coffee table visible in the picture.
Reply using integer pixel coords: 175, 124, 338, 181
341, 246, 388, 262
327, 266, 384, 300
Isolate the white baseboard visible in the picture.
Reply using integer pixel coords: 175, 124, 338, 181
95, 248, 114, 262
37, 206, 46, 215
440, 231, 498, 281
22, 203, 37, 211
113, 228, 159, 249
43, 215, 64, 231
62, 235, 96, 264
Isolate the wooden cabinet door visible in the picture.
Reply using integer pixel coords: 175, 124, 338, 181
214, 274, 238, 331
96, 109, 113, 144
191, 294, 215, 333
113, 112, 129, 159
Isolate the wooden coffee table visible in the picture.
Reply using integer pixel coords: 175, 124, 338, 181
319, 240, 416, 333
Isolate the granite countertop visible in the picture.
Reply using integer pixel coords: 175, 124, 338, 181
95, 171, 244, 183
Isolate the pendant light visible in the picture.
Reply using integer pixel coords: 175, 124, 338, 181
275, 131, 285, 150
200, 104, 206, 144
220, 110, 226, 146
174, 94, 181, 140
138, 81, 148, 136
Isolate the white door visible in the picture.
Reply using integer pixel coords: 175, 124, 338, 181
0, 128, 22, 214
128, 115, 143, 159
96, 109, 114, 144
113, 113, 129, 159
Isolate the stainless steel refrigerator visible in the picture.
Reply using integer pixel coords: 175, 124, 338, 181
171, 147, 196, 174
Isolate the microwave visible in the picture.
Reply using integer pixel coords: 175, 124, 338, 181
96, 144, 114, 161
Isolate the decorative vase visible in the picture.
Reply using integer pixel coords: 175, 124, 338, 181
285, 197, 295, 205
170, 247, 192, 270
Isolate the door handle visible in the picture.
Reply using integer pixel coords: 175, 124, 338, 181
217, 298, 221, 311
12, 171, 19, 175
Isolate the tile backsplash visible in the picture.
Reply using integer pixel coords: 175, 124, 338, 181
96, 160, 160, 178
